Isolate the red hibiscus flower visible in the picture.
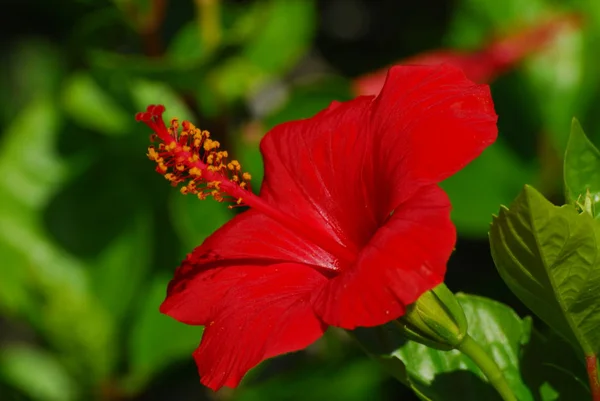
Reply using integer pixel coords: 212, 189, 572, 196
354, 14, 581, 96
136, 64, 497, 390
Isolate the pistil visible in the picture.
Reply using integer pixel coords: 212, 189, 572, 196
136, 105, 357, 266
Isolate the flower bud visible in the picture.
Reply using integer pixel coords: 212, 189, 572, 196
396, 283, 468, 350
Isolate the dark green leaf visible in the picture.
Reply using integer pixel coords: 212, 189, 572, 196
521, 330, 590, 400
125, 275, 203, 393
235, 359, 386, 401
169, 191, 233, 251
442, 140, 536, 237
564, 118, 600, 217
166, 22, 206, 66
90, 209, 153, 322
490, 185, 600, 356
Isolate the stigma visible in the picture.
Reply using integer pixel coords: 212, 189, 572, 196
135, 105, 252, 206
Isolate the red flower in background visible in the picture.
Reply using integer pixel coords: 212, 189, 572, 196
136, 64, 497, 390
354, 14, 581, 96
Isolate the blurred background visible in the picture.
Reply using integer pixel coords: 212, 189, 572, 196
0, 0, 599, 400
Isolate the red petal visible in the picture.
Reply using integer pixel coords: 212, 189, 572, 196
311, 185, 455, 328
160, 209, 338, 325
371, 64, 497, 212
259, 65, 494, 261
192, 263, 327, 390
259, 97, 380, 257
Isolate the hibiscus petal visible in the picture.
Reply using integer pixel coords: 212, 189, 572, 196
259, 96, 380, 256
160, 209, 338, 325
192, 263, 328, 390
311, 185, 455, 328
371, 64, 497, 211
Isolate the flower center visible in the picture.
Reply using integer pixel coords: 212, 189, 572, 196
136, 105, 356, 265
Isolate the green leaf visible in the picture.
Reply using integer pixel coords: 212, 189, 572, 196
523, 26, 585, 150
243, 0, 316, 75
0, 98, 70, 315
392, 294, 534, 401
129, 79, 195, 122
490, 184, 600, 356
564, 118, 600, 216
355, 294, 536, 400
169, 191, 233, 251
521, 330, 591, 400
90, 209, 153, 322
61, 73, 131, 136
0, 98, 116, 383
0, 39, 64, 124
207, 0, 316, 103
441, 140, 536, 237
166, 22, 206, 66
0, 345, 78, 401
125, 275, 203, 393
235, 359, 386, 401
447, 0, 546, 48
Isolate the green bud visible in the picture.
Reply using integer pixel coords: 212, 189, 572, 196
396, 283, 468, 350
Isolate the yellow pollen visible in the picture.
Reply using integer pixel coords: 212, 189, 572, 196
144, 111, 253, 206
147, 147, 159, 160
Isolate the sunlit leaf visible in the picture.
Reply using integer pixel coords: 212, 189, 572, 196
62, 73, 131, 136
524, 26, 585, 150
243, 0, 316, 75
354, 294, 535, 401
0, 345, 78, 401
0, 97, 116, 382
490, 185, 600, 356
395, 294, 534, 401
129, 79, 195, 122
564, 118, 600, 217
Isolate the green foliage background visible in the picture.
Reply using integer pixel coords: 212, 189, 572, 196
1, 0, 599, 400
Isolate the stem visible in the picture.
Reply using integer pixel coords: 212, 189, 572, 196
456, 335, 517, 401
586, 354, 600, 401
